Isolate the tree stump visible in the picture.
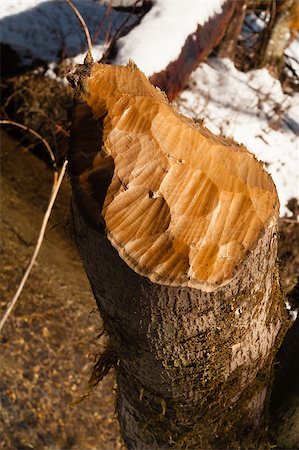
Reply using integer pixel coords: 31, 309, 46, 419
67, 61, 288, 449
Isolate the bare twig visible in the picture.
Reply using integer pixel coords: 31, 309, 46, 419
101, 0, 144, 62
280, 218, 299, 224
0, 120, 66, 331
268, 0, 277, 32
92, 0, 113, 45
65, 0, 93, 60
104, 13, 113, 46
0, 159, 67, 333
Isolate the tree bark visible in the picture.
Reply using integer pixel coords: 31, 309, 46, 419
71, 202, 287, 449
259, 0, 299, 75
216, 0, 249, 60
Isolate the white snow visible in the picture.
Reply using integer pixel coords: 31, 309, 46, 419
285, 300, 298, 322
177, 58, 299, 217
114, 0, 226, 76
0, 0, 49, 19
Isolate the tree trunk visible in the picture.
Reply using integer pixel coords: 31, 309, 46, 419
67, 61, 288, 449
71, 203, 286, 449
259, 0, 299, 75
216, 0, 249, 60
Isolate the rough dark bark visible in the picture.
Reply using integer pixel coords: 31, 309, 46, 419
71, 200, 287, 449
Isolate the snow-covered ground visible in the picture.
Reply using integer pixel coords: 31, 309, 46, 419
1, 0, 298, 216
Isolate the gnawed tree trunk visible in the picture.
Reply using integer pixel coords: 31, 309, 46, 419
67, 60, 288, 449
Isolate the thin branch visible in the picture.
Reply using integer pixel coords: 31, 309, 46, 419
0, 160, 68, 333
280, 218, 299, 224
101, 0, 144, 62
92, 0, 113, 45
65, 0, 93, 60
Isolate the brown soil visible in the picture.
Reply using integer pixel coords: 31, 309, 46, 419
0, 131, 124, 450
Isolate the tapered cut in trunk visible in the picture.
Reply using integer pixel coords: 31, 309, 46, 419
68, 60, 287, 449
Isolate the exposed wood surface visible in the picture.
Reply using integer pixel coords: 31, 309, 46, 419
68, 61, 279, 292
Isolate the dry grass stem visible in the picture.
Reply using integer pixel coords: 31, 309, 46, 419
0, 159, 67, 333
281, 218, 299, 223
65, 0, 93, 59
